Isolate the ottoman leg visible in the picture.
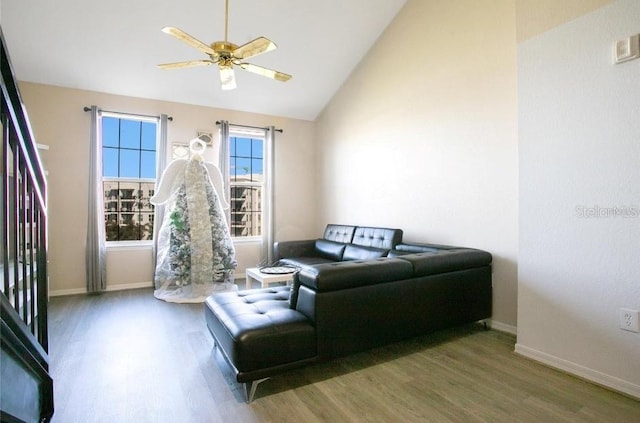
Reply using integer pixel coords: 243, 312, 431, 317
245, 377, 269, 403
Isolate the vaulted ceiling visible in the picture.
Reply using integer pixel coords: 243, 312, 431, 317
1, 0, 407, 121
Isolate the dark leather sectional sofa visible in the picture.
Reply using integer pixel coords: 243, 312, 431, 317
204, 224, 492, 401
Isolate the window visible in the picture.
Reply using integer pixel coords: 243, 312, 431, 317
101, 113, 157, 241
229, 129, 264, 238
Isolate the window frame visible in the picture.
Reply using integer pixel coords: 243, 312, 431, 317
100, 111, 159, 245
228, 127, 266, 241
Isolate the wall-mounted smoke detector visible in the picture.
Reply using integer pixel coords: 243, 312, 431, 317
614, 34, 639, 64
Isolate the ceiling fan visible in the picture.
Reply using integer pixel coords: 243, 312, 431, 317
157, 0, 292, 90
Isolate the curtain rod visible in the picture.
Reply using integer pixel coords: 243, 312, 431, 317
216, 120, 283, 133
83, 106, 173, 121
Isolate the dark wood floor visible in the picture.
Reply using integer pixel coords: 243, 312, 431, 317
48, 287, 640, 423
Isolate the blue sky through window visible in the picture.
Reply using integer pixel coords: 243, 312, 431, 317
230, 136, 263, 177
102, 116, 157, 178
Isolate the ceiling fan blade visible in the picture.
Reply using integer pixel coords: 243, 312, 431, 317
219, 65, 237, 90
232, 37, 277, 60
161, 26, 217, 57
157, 60, 215, 70
239, 63, 292, 82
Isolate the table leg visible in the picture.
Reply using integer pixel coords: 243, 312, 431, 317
246, 275, 256, 290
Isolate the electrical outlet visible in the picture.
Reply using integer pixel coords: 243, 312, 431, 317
619, 308, 640, 332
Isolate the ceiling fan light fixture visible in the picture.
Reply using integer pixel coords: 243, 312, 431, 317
219, 65, 236, 90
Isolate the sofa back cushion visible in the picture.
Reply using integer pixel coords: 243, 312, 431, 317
323, 224, 356, 243
400, 249, 493, 277
352, 226, 403, 249
315, 239, 346, 261
298, 258, 414, 292
342, 244, 388, 261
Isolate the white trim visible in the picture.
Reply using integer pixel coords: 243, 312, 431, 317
50, 287, 87, 297
489, 320, 517, 335
103, 176, 156, 182
50, 281, 153, 297
101, 111, 159, 123
230, 126, 265, 137
232, 236, 261, 244
105, 281, 153, 292
106, 241, 153, 250
515, 343, 640, 399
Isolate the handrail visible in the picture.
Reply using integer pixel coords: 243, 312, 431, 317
0, 26, 49, 349
0, 24, 53, 421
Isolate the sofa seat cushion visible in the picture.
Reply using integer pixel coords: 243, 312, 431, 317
279, 256, 336, 268
204, 287, 316, 373
395, 242, 459, 253
342, 244, 388, 261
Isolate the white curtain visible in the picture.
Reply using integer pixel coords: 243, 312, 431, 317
152, 114, 169, 285
262, 126, 275, 265
86, 106, 106, 293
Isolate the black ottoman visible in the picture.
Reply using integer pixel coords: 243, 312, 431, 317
204, 286, 317, 401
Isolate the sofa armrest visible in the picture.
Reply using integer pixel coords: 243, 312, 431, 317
274, 239, 316, 260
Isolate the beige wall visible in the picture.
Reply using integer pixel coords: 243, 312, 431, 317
516, 0, 615, 42
19, 82, 317, 295
316, 0, 519, 329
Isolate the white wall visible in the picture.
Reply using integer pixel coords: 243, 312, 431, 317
517, 0, 640, 398
19, 82, 317, 295
316, 0, 519, 329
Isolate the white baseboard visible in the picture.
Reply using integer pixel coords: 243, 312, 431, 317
515, 343, 640, 400
49, 287, 87, 297
105, 281, 153, 292
49, 278, 253, 297
50, 281, 153, 297
489, 319, 517, 335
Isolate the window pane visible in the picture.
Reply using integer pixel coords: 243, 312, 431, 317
235, 137, 251, 157
102, 117, 119, 147
252, 138, 263, 158
140, 151, 156, 179
119, 150, 140, 178
103, 180, 155, 241
103, 147, 119, 177
230, 138, 236, 156
235, 157, 251, 178
141, 122, 157, 150
251, 158, 263, 182
139, 182, 155, 212
139, 213, 154, 240
120, 119, 141, 149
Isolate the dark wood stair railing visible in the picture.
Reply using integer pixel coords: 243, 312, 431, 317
1, 25, 53, 423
